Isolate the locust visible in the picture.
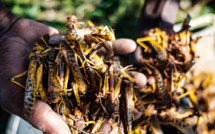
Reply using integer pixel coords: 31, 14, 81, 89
141, 59, 172, 107
23, 50, 38, 117
105, 64, 120, 130
61, 43, 88, 94
45, 47, 63, 103
124, 81, 134, 134
23, 43, 46, 117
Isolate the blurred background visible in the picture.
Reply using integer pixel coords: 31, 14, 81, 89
2, 0, 215, 39
1, 0, 215, 133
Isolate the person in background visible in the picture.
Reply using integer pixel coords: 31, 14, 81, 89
133, 0, 180, 67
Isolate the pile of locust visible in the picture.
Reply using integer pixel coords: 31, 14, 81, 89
134, 15, 202, 133
14, 15, 205, 134
21, 16, 136, 134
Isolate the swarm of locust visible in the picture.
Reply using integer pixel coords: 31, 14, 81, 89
11, 15, 137, 133
134, 15, 202, 133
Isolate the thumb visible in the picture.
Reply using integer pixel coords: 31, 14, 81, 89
44, 26, 59, 37
14, 19, 59, 44
26, 100, 70, 134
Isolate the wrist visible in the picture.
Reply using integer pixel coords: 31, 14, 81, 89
0, 1, 19, 37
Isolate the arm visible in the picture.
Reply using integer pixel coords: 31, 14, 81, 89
137, 0, 180, 37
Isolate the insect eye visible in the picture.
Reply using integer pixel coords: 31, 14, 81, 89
52, 97, 56, 100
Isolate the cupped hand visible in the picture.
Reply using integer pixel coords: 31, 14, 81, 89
0, 19, 73, 134
0, 19, 147, 134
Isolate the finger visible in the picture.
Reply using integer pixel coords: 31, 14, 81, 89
127, 71, 147, 88
14, 19, 59, 44
98, 120, 119, 134
46, 26, 59, 36
25, 19, 59, 36
147, 75, 155, 85
34, 24, 59, 37
98, 39, 137, 55
113, 39, 137, 54
32, 22, 59, 38
133, 45, 144, 67
27, 100, 71, 134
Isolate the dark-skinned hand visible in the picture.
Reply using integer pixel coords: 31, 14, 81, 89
0, 18, 146, 134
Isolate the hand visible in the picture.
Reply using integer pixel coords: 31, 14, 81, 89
0, 19, 74, 134
0, 18, 146, 134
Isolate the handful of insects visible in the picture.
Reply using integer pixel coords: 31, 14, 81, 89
11, 15, 137, 133
134, 15, 203, 133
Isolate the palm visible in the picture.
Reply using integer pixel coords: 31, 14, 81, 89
0, 18, 58, 115
0, 19, 71, 133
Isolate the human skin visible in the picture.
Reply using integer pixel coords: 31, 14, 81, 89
0, 1, 146, 134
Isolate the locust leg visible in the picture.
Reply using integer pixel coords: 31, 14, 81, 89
10, 71, 28, 88
155, 28, 168, 43
136, 36, 167, 61
113, 76, 122, 101
119, 65, 136, 83
63, 65, 70, 91
71, 82, 80, 107
109, 65, 114, 102
58, 58, 65, 88
103, 71, 109, 96
136, 37, 150, 52
36, 63, 47, 102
